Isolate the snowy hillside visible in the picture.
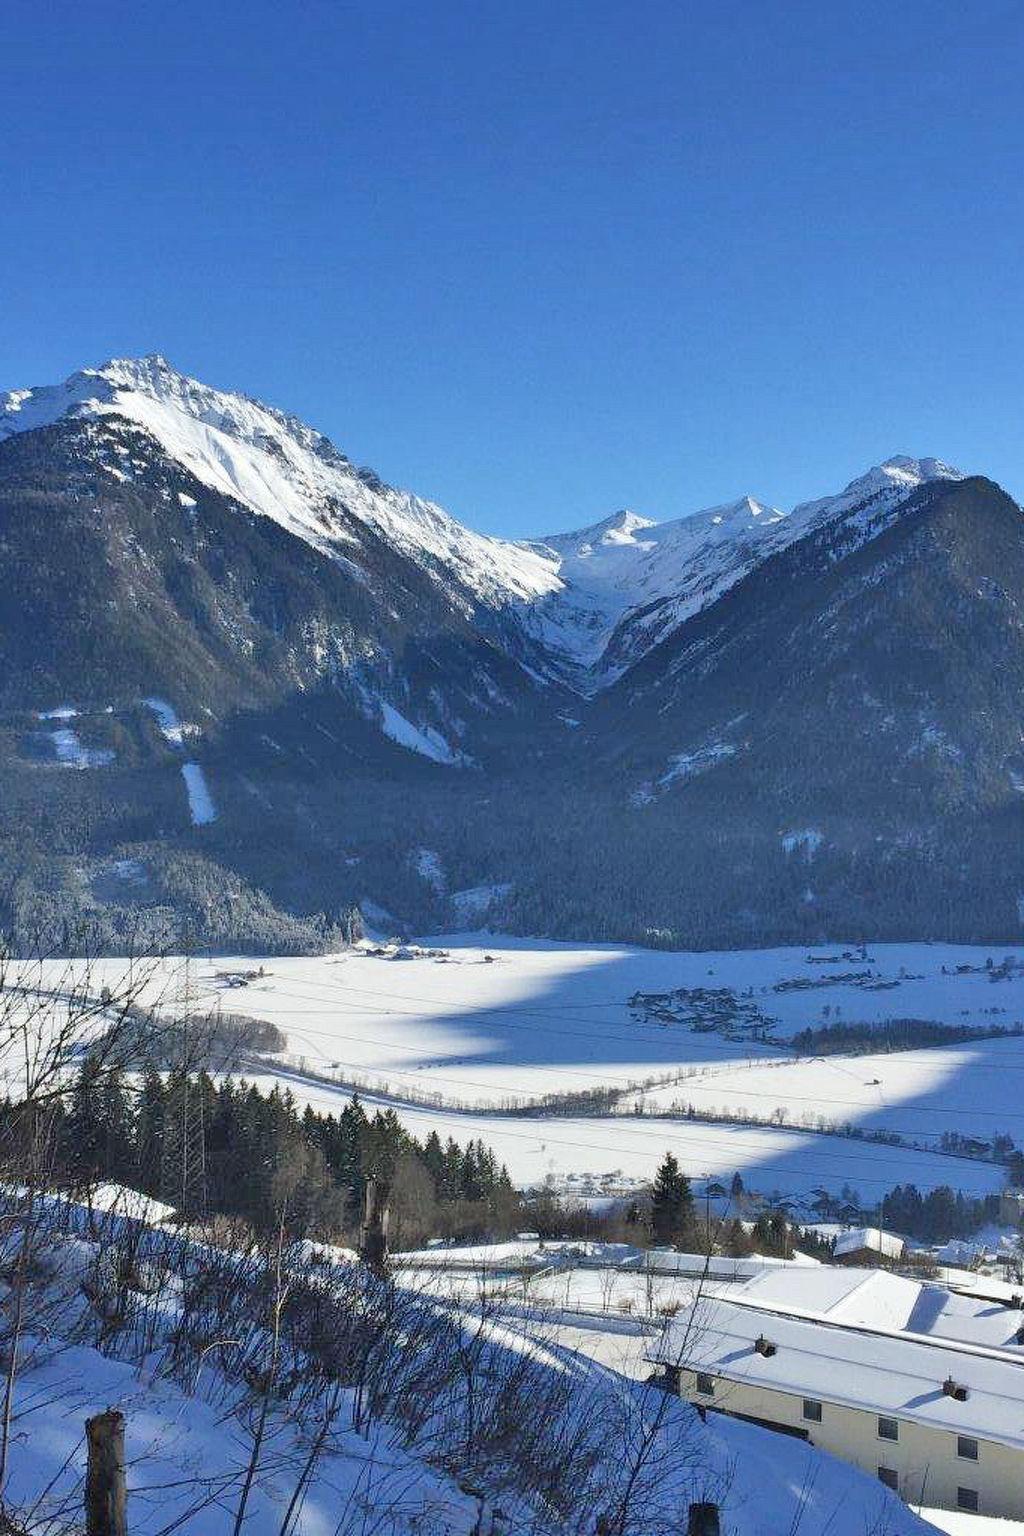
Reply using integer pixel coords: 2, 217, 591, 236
0, 1193, 938, 1536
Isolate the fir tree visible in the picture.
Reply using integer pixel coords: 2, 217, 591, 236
650, 1151, 693, 1246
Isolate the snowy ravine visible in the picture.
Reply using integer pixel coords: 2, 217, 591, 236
0, 355, 965, 688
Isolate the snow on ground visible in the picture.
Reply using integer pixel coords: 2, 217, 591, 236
181, 761, 216, 824
3, 1337, 482, 1536
378, 699, 463, 764
143, 694, 186, 746
0, 1203, 936, 1536
922, 1513, 1024, 1534
143, 698, 214, 818
636, 1034, 1024, 1147
227, 1065, 1008, 1199
6, 935, 1023, 1200
49, 725, 115, 767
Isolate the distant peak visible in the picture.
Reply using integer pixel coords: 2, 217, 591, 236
538, 506, 658, 551
849, 456, 965, 494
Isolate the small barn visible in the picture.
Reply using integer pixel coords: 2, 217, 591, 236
833, 1227, 905, 1267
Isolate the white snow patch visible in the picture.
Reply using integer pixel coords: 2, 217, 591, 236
180, 762, 216, 825
658, 742, 736, 788
50, 728, 114, 769
143, 696, 186, 747
379, 701, 461, 765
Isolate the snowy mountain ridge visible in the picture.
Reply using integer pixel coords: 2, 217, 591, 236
1, 356, 965, 690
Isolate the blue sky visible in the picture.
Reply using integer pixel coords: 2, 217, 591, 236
3, 0, 1023, 536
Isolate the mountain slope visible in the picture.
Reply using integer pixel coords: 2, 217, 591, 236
519, 458, 964, 688
0, 353, 1020, 952
0, 359, 966, 690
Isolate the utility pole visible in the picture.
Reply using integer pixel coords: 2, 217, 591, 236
160, 924, 207, 1221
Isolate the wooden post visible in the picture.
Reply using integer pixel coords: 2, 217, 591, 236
687, 1503, 720, 1536
85, 1409, 127, 1536
359, 1178, 391, 1272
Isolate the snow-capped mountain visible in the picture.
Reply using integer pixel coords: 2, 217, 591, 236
0, 355, 564, 616
521, 460, 964, 687
1, 352, 1017, 955
0, 357, 965, 693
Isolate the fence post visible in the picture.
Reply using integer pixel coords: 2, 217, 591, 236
359, 1178, 391, 1272
687, 1503, 720, 1536
85, 1409, 127, 1536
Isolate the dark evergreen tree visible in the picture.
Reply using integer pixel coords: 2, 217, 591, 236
650, 1152, 693, 1246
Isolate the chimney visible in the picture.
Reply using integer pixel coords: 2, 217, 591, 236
942, 1376, 969, 1402
754, 1334, 776, 1358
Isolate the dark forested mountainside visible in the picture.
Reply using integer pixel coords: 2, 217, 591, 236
2, 383, 1024, 953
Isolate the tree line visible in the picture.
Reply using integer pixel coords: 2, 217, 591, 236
4, 1061, 519, 1248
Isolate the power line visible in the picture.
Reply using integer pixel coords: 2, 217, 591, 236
188, 983, 1024, 1126
236, 1057, 1007, 1191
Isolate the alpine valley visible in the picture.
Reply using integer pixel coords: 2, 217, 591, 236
1, 354, 1022, 953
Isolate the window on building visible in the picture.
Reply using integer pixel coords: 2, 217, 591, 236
878, 1468, 898, 1491
695, 1373, 715, 1397
802, 1399, 822, 1422
877, 1416, 899, 1442
957, 1436, 979, 1462
957, 1488, 979, 1513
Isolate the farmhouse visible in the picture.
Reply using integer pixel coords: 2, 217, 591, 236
833, 1226, 905, 1266
652, 1290, 1024, 1518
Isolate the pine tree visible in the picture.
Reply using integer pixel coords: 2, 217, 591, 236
650, 1151, 693, 1246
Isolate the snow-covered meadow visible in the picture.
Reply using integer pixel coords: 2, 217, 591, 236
5, 934, 1022, 1200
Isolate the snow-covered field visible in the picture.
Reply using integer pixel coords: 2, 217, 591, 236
231, 1063, 1008, 1198
7, 934, 1023, 1200
637, 1035, 1024, 1147
177, 935, 1024, 1102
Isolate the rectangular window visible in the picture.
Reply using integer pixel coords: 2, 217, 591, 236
877, 1416, 899, 1442
695, 1373, 715, 1397
878, 1467, 898, 1490
802, 1399, 822, 1422
957, 1436, 979, 1462
957, 1488, 979, 1513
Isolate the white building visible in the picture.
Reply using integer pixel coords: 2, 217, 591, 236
833, 1226, 905, 1266
652, 1289, 1024, 1519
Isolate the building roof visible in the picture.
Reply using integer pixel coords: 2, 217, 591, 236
711, 1265, 1024, 1354
653, 1293, 1024, 1452
833, 1226, 905, 1259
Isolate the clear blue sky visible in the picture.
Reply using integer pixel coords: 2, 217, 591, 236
3, 0, 1023, 535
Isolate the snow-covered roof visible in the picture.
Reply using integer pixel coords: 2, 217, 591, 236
834, 1226, 905, 1259
709, 1265, 1024, 1354
620, 1249, 819, 1279
653, 1293, 1024, 1451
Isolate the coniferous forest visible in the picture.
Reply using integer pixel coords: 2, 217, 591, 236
7, 1063, 520, 1249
